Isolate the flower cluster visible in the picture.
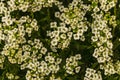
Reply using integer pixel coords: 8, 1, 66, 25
5, 0, 59, 12
48, 0, 90, 50
84, 68, 102, 80
6, 72, 19, 80
1, 16, 39, 64
25, 52, 62, 80
47, 22, 71, 50
90, 0, 117, 75
115, 61, 120, 74
0, 0, 120, 80
64, 54, 81, 74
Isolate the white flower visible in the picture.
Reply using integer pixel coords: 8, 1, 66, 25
61, 27, 68, 33
60, 33, 66, 39
53, 31, 59, 37
67, 32, 73, 38
58, 5, 65, 12
93, 51, 99, 58
38, 66, 44, 73
6, 73, 14, 80
2, 16, 13, 26
31, 19, 37, 27
65, 19, 70, 24
66, 67, 73, 74
106, 32, 112, 39
40, 47, 47, 54
45, 69, 51, 75
50, 45, 57, 52
80, 36, 85, 41
83, 26, 88, 32
26, 27, 32, 34
91, 36, 98, 42
56, 58, 62, 64
50, 22, 57, 28
78, 29, 83, 36
48, 0, 54, 3
49, 56, 55, 64
55, 12, 60, 18
84, 68, 102, 80
19, 2, 29, 12
34, 39, 40, 44
107, 41, 113, 49
75, 54, 81, 60
49, 64, 55, 71
73, 33, 79, 40
35, 42, 42, 49
93, 7, 100, 12
51, 39, 58, 46
75, 66, 81, 73
97, 57, 106, 63
99, 46, 104, 52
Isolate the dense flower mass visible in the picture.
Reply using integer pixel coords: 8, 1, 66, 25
0, 0, 120, 80
84, 68, 102, 80
48, 0, 90, 50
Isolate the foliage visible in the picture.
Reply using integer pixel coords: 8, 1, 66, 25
0, 0, 120, 80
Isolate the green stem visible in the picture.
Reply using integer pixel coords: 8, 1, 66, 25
114, 0, 117, 16
113, 0, 117, 36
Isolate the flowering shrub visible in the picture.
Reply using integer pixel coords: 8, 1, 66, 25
0, 0, 120, 80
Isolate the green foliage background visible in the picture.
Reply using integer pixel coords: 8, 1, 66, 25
0, 0, 120, 80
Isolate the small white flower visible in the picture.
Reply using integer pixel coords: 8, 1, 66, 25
41, 47, 47, 54
45, 69, 51, 75
75, 54, 81, 60
93, 7, 100, 12
65, 19, 70, 24
107, 41, 113, 49
50, 22, 57, 28
80, 36, 85, 41
75, 66, 81, 73
60, 33, 66, 39
67, 32, 73, 37
97, 57, 105, 63
26, 27, 32, 34
55, 12, 60, 18
51, 39, 58, 46
73, 33, 79, 40
56, 58, 62, 64
49, 56, 55, 64
91, 36, 98, 42
93, 51, 99, 58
